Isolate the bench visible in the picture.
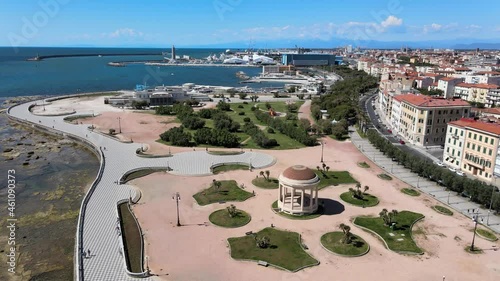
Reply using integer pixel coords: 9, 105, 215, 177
245, 231, 253, 235
258, 260, 268, 267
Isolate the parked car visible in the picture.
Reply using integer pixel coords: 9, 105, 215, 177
399, 140, 405, 145
435, 161, 445, 167
456, 170, 465, 176
388, 129, 392, 134
448, 167, 456, 173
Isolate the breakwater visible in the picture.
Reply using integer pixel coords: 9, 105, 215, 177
27, 53, 162, 61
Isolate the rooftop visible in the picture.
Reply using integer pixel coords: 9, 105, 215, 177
281, 165, 317, 181
394, 94, 470, 108
456, 83, 500, 89
449, 118, 500, 135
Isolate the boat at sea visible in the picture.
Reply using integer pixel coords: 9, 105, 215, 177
235, 71, 250, 80
107, 62, 125, 67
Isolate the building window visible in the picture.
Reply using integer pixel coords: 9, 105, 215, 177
485, 137, 489, 143
474, 133, 477, 140
442, 128, 445, 132
459, 142, 462, 147
468, 132, 471, 138
483, 147, 486, 153
438, 110, 441, 114
447, 147, 449, 152
449, 127, 452, 133
489, 149, 492, 156
454, 139, 457, 145
479, 136, 482, 141
472, 144, 476, 149
478, 145, 481, 152
467, 142, 470, 148
461, 131, 464, 136
458, 151, 461, 157
491, 139, 494, 145
486, 172, 489, 177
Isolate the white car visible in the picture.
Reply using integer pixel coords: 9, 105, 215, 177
456, 171, 465, 176
435, 161, 445, 167
448, 167, 456, 173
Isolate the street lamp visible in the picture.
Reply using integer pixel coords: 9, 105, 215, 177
320, 141, 324, 163
470, 213, 479, 251
447, 191, 451, 204
172, 192, 181, 227
117, 117, 122, 133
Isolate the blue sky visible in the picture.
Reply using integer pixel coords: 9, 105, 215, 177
2, 0, 500, 48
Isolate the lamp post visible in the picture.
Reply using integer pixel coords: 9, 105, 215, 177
320, 141, 324, 163
172, 192, 181, 227
470, 213, 479, 251
486, 187, 497, 225
117, 117, 122, 133
416, 175, 420, 188
447, 191, 451, 204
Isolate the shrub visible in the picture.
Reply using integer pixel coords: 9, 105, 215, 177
243, 117, 251, 122
238, 112, 245, 116
243, 101, 249, 105
267, 128, 275, 134
237, 105, 244, 108
250, 106, 257, 111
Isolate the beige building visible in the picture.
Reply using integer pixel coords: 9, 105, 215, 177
393, 94, 471, 146
445, 119, 500, 183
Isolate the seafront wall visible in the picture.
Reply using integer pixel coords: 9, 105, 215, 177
7, 103, 105, 281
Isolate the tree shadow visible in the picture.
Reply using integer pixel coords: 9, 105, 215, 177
319, 198, 345, 215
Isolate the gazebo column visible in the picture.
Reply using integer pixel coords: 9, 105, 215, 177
279, 184, 282, 202
290, 188, 294, 210
315, 187, 318, 206
300, 189, 305, 212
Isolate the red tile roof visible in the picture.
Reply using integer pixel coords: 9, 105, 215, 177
456, 83, 500, 89
394, 94, 470, 107
440, 77, 462, 82
449, 118, 500, 135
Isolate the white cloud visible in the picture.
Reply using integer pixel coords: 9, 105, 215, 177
423, 23, 459, 34
107, 28, 144, 38
381, 15, 403, 28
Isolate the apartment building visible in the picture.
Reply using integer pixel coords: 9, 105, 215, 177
437, 77, 464, 98
454, 83, 500, 105
444, 118, 500, 183
393, 94, 471, 146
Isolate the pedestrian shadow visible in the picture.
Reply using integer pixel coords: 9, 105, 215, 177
319, 198, 345, 215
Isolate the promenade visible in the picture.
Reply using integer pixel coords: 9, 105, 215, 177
349, 127, 500, 234
7, 100, 275, 281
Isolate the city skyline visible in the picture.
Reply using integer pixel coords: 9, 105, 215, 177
2, 0, 500, 48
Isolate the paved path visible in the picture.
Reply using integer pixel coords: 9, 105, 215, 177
349, 127, 500, 234
7, 100, 275, 281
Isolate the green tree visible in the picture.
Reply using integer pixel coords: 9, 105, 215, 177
238, 93, 248, 99
339, 223, 352, 244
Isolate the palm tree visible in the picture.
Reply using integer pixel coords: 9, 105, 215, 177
259, 171, 265, 178
389, 209, 399, 225
363, 185, 369, 194
227, 204, 237, 218
265, 170, 270, 181
322, 163, 327, 171
255, 236, 270, 248
339, 223, 352, 244
326, 166, 330, 172
379, 208, 389, 225
316, 165, 321, 171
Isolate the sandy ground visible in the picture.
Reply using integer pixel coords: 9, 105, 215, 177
40, 95, 500, 281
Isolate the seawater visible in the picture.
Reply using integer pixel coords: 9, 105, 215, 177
0, 113, 99, 280
0, 47, 282, 97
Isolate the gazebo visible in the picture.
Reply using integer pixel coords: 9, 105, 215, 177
278, 165, 320, 215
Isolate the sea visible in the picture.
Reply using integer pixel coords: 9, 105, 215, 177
0, 47, 283, 98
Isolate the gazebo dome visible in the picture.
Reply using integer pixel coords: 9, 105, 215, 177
282, 165, 317, 181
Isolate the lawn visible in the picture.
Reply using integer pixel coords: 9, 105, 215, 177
193, 180, 254, 206
271, 201, 323, 220
378, 174, 393, 180
357, 162, 370, 168
314, 170, 358, 189
209, 208, 251, 228
320, 232, 369, 256
339, 192, 379, 207
208, 150, 244, 155
401, 188, 420, 196
353, 211, 424, 254
118, 203, 143, 273
121, 168, 168, 183
252, 177, 279, 189
476, 228, 498, 241
432, 205, 453, 216
228, 227, 318, 272
212, 164, 249, 174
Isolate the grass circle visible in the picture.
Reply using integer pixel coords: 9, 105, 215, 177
209, 208, 251, 228
475, 228, 498, 241
357, 162, 370, 168
432, 205, 453, 216
321, 232, 369, 256
252, 177, 279, 189
401, 188, 420, 196
339, 192, 379, 207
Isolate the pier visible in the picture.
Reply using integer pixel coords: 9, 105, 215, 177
27, 53, 162, 61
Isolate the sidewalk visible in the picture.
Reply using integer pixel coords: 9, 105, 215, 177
349, 126, 500, 234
